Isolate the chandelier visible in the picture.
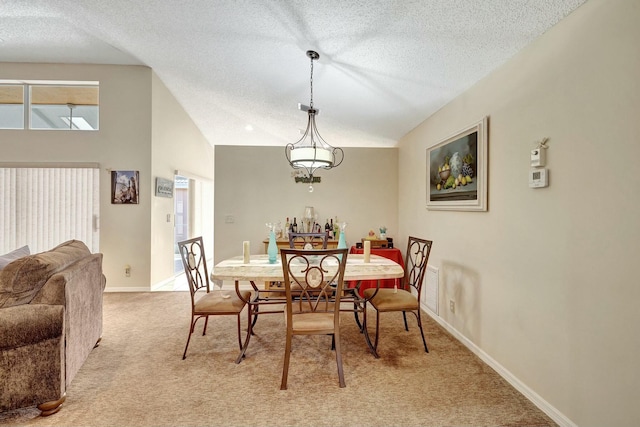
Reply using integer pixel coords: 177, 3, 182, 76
285, 50, 344, 192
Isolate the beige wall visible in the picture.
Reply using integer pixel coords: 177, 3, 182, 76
1, 63, 153, 289
213, 145, 398, 266
150, 72, 214, 285
0, 63, 212, 291
398, 1, 640, 425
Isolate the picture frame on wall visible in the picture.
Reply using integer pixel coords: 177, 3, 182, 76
155, 177, 174, 198
111, 170, 140, 204
426, 117, 488, 211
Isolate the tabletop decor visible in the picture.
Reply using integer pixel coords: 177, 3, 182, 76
426, 116, 488, 211
266, 223, 278, 264
379, 226, 387, 239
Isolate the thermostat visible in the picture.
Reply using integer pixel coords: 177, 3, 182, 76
531, 148, 546, 167
529, 169, 548, 188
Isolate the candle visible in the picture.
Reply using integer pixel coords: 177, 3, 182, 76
243, 241, 250, 264
363, 240, 371, 263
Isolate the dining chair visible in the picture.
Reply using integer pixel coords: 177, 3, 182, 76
362, 236, 433, 358
279, 247, 349, 390
178, 237, 252, 360
288, 231, 329, 249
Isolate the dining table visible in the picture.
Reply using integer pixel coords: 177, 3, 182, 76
348, 246, 405, 296
210, 253, 404, 363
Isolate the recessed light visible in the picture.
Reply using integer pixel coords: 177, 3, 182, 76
245, 124, 254, 132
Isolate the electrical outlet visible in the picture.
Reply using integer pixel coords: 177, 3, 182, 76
125, 265, 131, 277
449, 299, 455, 313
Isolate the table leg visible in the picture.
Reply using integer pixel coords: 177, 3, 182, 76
235, 280, 253, 364
360, 280, 380, 358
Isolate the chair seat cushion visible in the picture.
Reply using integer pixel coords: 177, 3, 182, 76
194, 290, 250, 314
363, 288, 418, 312
287, 312, 336, 333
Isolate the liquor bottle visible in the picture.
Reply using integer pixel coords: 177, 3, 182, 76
284, 217, 290, 239
332, 217, 338, 240
325, 219, 331, 239
292, 217, 298, 233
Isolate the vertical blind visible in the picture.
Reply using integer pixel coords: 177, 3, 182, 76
0, 167, 100, 254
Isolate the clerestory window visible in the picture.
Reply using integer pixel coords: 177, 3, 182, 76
0, 80, 99, 131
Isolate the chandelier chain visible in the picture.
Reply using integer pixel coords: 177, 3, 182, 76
309, 55, 314, 109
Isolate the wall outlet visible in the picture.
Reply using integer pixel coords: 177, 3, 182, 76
125, 265, 131, 277
449, 299, 455, 313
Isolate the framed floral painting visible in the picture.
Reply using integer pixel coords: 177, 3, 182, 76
426, 117, 488, 211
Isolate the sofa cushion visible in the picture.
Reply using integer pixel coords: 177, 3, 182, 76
0, 245, 30, 270
0, 240, 90, 309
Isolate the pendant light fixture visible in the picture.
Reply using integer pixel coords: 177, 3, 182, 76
285, 50, 344, 192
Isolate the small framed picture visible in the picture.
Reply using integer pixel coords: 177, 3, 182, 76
155, 177, 174, 198
111, 170, 140, 204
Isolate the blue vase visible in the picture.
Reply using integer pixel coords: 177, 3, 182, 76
337, 229, 347, 261
337, 230, 347, 250
268, 230, 278, 264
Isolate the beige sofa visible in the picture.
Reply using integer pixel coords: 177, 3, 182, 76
0, 240, 106, 415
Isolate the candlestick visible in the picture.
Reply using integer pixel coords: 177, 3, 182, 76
363, 240, 371, 263
243, 241, 250, 264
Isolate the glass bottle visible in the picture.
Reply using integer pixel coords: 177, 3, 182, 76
284, 217, 290, 239
292, 217, 298, 233
266, 223, 278, 264
337, 222, 347, 260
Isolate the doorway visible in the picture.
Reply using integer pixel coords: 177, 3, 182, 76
173, 174, 214, 276
174, 175, 189, 274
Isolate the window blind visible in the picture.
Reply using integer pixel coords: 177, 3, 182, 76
0, 167, 100, 254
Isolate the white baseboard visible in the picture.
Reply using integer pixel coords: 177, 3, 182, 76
421, 304, 577, 427
104, 286, 151, 292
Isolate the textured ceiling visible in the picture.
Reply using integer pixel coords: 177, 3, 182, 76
1, 0, 587, 147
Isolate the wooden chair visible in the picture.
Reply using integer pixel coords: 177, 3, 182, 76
178, 237, 252, 360
288, 232, 329, 249
279, 247, 348, 390
362, 237, 433, 358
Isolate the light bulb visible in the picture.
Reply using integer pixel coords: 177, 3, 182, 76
308, 184, 314, 192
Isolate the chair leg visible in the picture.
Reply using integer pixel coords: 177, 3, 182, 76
373, 309, 381, 357
202, 316, 209, 336
402, 311, 409, 331
416, 310, 429, 353
334, 331, 346, 388
280, 332, 293, 390
182, 317, 196, 360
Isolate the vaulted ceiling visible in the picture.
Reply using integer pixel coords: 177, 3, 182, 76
1, 0, 587, 147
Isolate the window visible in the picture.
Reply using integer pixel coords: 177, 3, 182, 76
0, 84, 24, 129
0, 80, 99, 131
30, 84, 99, 130
0, 166, 100, 254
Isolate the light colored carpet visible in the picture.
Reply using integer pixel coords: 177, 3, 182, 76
1, 292, 557, 426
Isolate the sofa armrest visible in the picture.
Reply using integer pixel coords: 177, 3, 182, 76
31, 253, 105, 387
0, 304, 64, 349
0, 304, 65, 413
